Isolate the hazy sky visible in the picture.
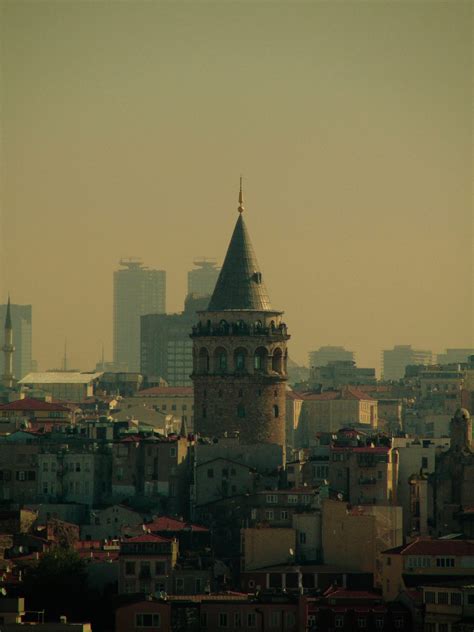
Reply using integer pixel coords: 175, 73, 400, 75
1, 0, 472, 373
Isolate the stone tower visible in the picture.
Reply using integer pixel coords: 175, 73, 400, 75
191, 182, 289, 446
2, 297, 15, 388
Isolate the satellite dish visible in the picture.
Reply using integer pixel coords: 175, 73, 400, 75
337, 493, 343, 500
289, 548, 294, 556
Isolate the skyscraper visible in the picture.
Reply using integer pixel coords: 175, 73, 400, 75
0, 301, 32, 381
382, 345, 433, 381
308, 345, 355, 368
113, 258, 166, 372
191, 182, 290, 446
141, 294, 209, 386
187, 259, 219, 298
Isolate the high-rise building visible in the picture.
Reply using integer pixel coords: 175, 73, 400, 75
437, 348, 474, 365
187, 259, 219, 298
382, 345, 433, 381
113, 258, 166, 372
308, 346, 354, 368
191, 183, 290, 446
0, 301, 32, 381
141, 294, 209, 386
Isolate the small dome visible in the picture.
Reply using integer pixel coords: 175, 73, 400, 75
454, 408, 470, 421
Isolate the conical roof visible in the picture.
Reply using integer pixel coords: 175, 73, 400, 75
208, 213, 272, 311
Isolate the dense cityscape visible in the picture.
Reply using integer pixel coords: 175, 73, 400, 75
1, 1, 472, 631
0, 185, 473, 631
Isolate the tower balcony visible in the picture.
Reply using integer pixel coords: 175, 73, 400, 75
191, 320, 289, 339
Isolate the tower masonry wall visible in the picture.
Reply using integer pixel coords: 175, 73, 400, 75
191, 310, 289, 447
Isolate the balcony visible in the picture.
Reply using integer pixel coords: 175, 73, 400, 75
191, 321, 289, 338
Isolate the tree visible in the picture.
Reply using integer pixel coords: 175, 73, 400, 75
23, 549, 88, 621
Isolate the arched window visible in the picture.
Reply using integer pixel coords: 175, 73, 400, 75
234, 347, 247, 372
214, 347, 228, 372
254, 347, 267, 371
198, 348, 210, 373
237, 404, 246, 418
273, 405, 279, 418
272, 348, 283, 374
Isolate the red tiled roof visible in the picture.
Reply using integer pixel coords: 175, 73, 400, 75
325, 588, 381, 600
138, 387, 193, 397
145, 516, 209, 533
124, 533, 172, 543
383, 537, 474, 556
0, 398, 71, 412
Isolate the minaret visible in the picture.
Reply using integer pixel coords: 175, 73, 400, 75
191, 182, 290, 446
2, 297, 15, 388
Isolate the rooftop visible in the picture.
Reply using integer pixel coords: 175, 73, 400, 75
137, 387, 194, 397
207, 210, 272, 312
19, 372, 103, 385
383, 537, 474, 557
0, 398, 71, 412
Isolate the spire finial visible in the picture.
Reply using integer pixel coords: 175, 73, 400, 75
5, 295, 12, 330
238, 176, 244, 213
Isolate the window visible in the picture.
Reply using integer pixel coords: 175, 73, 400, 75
76, 462, 81, 472
273, 405, 279, 418
16, 471, 26, 481
207, 469, 214, 478
375, 620, 384, 630
437, 592, 448, 605
468, 594, 474, 605
266, 494, 278, 504
43, 462, 48, 472
436, 557, 455, 568
155, 561, 166, 575
270, 611, 281, 627
265, 510, 274, 520
425, 591, 435, 604
386, 557, 391, 566
335, 616, 344, 628
247, 613, 256, 628
175, 578, 184, 594
287, 495, 298, 504
286, 612, 296, 626
222, 468, 229, 478
195, 578, 202, 593
357, 619, 367, 628
135, 613, 161, 627
450, 592, 461, 605
281, 510, 288, 520
234, 612, 242, 627
421, 456, 428, 469
438, 625, 448, 632
200, 613, 208, 627
299, 532, 306, 544
394, 620, 403, 629
171, 404, 176, 411
237, 404, 246, 418
161, 404, 167, 411
169, 447, 177, 458
218, 613, 228, 627
125, 561, 136, 576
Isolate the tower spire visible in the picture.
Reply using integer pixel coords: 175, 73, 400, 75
5, 296, 12, 330
2, 296, 15, 388
238, 176, 244, 214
